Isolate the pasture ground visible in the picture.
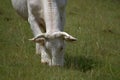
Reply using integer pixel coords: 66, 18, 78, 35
0, 0, 120, 80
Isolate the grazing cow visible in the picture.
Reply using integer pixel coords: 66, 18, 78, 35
11, 0, 77, 66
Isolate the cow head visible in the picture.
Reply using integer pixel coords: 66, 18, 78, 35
29, 32, 77, 66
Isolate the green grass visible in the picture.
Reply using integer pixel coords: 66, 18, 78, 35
0, 0, 120, 80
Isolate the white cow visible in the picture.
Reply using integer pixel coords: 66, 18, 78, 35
11, 0, 77, 66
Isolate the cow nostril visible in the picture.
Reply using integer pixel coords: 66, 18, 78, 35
60, 47, 64, 51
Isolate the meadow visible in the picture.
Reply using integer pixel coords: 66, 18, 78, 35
0, 0, 120, 80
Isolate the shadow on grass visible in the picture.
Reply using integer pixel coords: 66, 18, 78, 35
64, 54, 101, 72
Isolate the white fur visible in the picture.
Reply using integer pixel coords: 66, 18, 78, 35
11, 0, 76, 66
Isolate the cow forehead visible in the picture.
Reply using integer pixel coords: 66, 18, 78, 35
46, 38, 64, 47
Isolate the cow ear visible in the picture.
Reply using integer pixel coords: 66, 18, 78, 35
29, 33, 46, 45
52, 32, 77, 42
63, 34, 77, 42
29, 37, 45, 45
64, 35, 77, 42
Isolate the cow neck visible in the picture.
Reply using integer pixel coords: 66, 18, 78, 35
43, 0, 62, 34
